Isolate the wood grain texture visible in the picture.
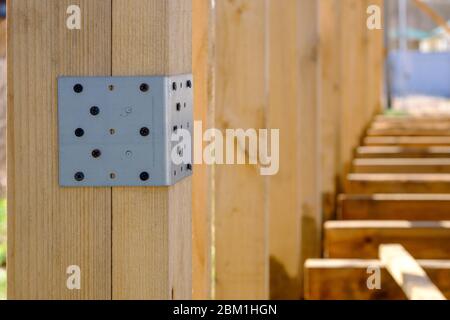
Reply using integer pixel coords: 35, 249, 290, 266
319, 0, 340, 222
268, 0, 302, 300
345, 173, 450, 194
364, 136, 450, 147
192, 0, 212, 300
305, 259, 450, 300
214, 0, 268, 299
352, 158, 450, 174
338, 194, 450, 221
112, 0, 192, 299
379, 244, 445, 300
324, 221, 450, 259
368, 128, 450, 137
356, 146, 450, 158
7, 0, 112, 299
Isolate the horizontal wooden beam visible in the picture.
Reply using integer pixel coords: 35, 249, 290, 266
338, 194, 450, 220
325, 220, 450, 259
379, 244, 446, 300
305, 259, 450, 300
375, 115, 450, 123
356, 146, 450, 158
345, 173, 450, 194
368, 128, 450, 137
364, 136, 450, 147
353, 158, 450, 174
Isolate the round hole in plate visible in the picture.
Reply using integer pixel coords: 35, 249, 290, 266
108, 84, 114, 91
110, 173, 116, 179
109, 128, 116, 135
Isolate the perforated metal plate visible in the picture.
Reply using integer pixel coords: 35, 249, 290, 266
58, 75, 193, 186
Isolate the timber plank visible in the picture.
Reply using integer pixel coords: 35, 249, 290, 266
112, 0, 192, 300
7, 0, 112, 300
338, 194, 450, 220
367, 128, 450, 137
305, 259, 450, 300
364, 136, 450, 147
324, 221, 450, 259
356, 146, 450, 158
345, 173, 450, 194
352, 158, 450, 174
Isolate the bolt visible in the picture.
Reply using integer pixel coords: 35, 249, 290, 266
73, 84, 83, 93
172, 82, 177, 91
125, 150, 133, 157
187, 80, 192, 88
187, 164, 192, 171
140, 83, 149, 92
74, 128, 84, 137
74, 172, 85, 182
140, 127, 150, 137
140, 171, 149, 181
176, 103, 181, 111
90, 106, 100, 116
91, 149, 101, 158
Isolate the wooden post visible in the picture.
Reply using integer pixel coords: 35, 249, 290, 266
8, 0, 192, 300
111, 0, 192, 300
8, 0, 112, 299
214, 0, 269, 299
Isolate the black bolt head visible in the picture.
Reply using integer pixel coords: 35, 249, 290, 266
187, 80, 192, 88
140, 171, 149, 181
74, 128, 84, 137
90, 106, 100, 116
140, 127, 150, 137
74, 172, 85, 182
73, 84, 83, 93
176, 103, 181, 111
140, 83, 149, 92
91, 149, 101, 158
172, 82, 177, 91
187, 164, 192, 171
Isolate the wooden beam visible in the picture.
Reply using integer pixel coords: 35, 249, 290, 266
305, 259, 450, 300
345, 173, 450, 194
7, 0, 112, 299
319, 0, 340, 222
412, 0, 450, 36
325, 221, 450, 259
379, 244, 446, 300
268, 0, 302, 300
352, 158, 450, 174
338, 194, 450, 221
356, 146, 450, 158
364, 136, 450, 147
214, 0, 268, 299
111, 0, 192, 299
192, 0, 212, 300
375, 115, 450, 123
368, 128, 450, 137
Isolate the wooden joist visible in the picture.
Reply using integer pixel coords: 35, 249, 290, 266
364, 136, 450, 147
338, 194, 450, 220
374, 115, 450, 123
305, 259, 450, 300
324, 220, 450, 259
352, 158, 450, 174
379, 244, 446, 300
367, 128, 450, 137
345, 173, 450, 194
356, 146, 450, 158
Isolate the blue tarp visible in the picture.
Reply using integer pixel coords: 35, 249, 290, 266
389, 50, 450, 98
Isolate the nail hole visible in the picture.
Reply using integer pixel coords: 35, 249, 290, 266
74, 172, 84, 182
140, 83, 149, 92
140, 127, 150, 137
73, 84, 83, 93
91, 149, 101, 158
187, 80, 192, 88
173, 125, 178, 132
176, 103, 181, 111
140, 171, 149, 181
172, 82, 177, 91
187, 164, 192, 171
108, 85, 114, 91
110, 173, 116, 179
109, 128, 116, 135
75, 128, 84, 137
90, 106, 100, 116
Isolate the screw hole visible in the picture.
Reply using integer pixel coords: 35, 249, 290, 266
187, 164, 192, 171
174, 170, 177, 176
75, 128, 84, 137
110, 173, 116, 179
172, 82, 177, 91
140, 127, 150, 137
108, 85, 114, 91
173, 125, 178, 132
90, 106, 100, 116
140, 171, 149, 181
140, 83, 149, 92
176, 103, 181, 111
180, 82, 183, 88
73, 84, 83, 93
91, 149, 101, 158
74, 172, 85, 182
187, 80, 192, 88
109, 128, 116, 135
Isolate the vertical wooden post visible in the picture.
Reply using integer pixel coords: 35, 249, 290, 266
7, 0, 112, 299
214, 0, 269, 299
268, 0, 305, 300
112, 0, 192, 300
192, 0, 213, 300
319, 0, 341, 222
298, 0, 321, 294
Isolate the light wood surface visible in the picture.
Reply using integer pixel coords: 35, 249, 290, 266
305, 259, 450, 300
356, 146, 450, 158
338, 194, 450, 220
364, 136, 450, 147
7, 0, 112, 299
379, 244, 446, 300
325, 220, 450, 259
353, 158, 450, 174
345, 173, 450, 194
111, 0, 192, 299
214, 0, 268, 299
